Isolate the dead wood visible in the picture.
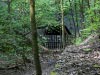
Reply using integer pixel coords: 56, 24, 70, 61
80, 34, 98, 46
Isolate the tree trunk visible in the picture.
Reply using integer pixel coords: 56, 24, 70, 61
69, 0, 77, 39
74, 0, 80, 37
8, 0, 11, 13
61, 0, 65, 48
79, 0, 85, 29
87, 0, 90, 9
29, 0, 42, 75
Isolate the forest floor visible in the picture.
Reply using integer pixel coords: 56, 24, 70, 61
54, 34, 100, 75
55, 45, 100, 75
0, 51, 59, 75
0, 34, 100, 75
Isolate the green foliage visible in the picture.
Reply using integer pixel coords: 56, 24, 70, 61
83, 48, 92, 52
0, 0, 60, 60
50, 71, 57, 75
0, 0, 31, 56
36, 0, 59, 27
82, 1, 100, 37
93, 64, 100, 68
0, 0, 100, 63
74, 0, 100, 44
75, 37, 83, 45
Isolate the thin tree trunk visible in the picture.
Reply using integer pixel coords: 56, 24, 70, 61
8, 0, 11, 13
79, 0, 85, 29
87, 0, 90, 9
74, 0, 80, 37
69, 0, 77, 39
61, 0, 65, 48
81, 0, 84, 21
29, 0, 42, 75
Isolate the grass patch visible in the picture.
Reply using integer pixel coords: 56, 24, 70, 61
50, 71, 57, 75
83, 48, 92, 52
93, 64, 100, 68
